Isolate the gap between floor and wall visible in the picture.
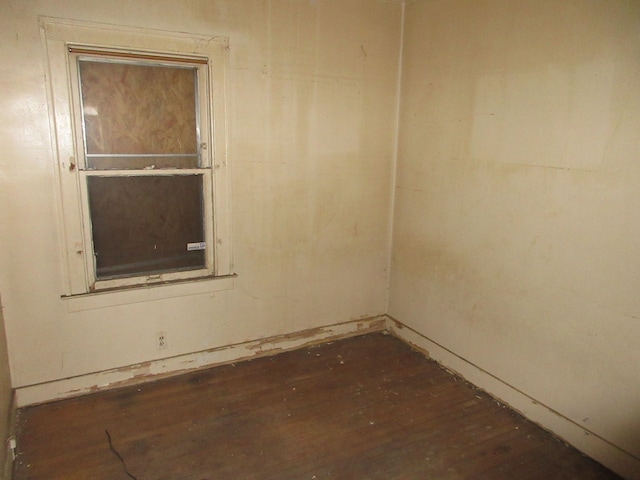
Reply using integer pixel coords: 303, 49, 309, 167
10, 315, 640, 480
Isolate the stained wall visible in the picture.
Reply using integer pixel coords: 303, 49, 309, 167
0, 0, 400, 389
389, 0, 640, 475
3, 0, 640, 477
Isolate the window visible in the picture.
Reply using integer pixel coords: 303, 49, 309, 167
72, 52, 212, 290
42, 20, 232, 296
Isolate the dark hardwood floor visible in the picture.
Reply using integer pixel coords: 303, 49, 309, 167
14, 332, 620, 480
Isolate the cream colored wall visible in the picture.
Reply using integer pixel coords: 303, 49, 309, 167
4, 0, 639, 475
0, 1, 400, 389
390, 0, 640, 474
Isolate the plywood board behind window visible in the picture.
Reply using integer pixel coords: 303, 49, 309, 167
79, 60, 199, 170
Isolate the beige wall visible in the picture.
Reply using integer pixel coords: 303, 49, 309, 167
390, 0, 640, 475
0, 0, 400, 388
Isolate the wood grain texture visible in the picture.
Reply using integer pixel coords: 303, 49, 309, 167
80, 60, 198, 169
14, 333, 620, 480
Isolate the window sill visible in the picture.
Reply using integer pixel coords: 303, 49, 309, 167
62, 274, 235, 312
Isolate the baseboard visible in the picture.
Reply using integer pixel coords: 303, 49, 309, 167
15, 316, 386, 408
386, 317, 640, 480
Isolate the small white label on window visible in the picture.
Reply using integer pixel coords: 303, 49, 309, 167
187, 242, 206, 251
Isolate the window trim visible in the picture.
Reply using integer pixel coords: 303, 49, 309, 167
41, 18, 233, 297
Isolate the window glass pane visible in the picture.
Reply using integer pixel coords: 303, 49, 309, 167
87, 175, 205, 279
79, 60, 199, 169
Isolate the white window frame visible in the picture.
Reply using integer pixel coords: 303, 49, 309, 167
41, 19, 233, 297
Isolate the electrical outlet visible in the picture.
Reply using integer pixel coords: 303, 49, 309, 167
157, 332, 168, 350
8, 436, 16, 460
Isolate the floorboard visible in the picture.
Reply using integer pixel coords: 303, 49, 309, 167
14, 333, 621, 480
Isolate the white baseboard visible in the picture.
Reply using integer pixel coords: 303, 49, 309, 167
386, 318, 640, 480
15, 316, 386, 408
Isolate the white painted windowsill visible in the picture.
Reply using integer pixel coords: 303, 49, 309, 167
62, 274, 235, 312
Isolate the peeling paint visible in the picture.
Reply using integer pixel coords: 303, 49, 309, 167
15, 316, 388, 406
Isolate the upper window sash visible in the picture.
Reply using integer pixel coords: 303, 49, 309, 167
69, 52, 211, 172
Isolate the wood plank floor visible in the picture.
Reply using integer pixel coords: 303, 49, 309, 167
14, 333, 620, 480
